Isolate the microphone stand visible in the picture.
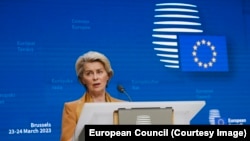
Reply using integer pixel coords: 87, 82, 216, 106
117, 85, 132, 102
123, 90, 132, 102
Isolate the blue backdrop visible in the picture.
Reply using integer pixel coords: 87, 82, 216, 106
0, 0, 249, 140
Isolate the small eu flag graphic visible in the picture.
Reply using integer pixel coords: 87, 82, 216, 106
178, 35, 228, 72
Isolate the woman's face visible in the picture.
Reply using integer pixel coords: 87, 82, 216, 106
81, 61, 109, 93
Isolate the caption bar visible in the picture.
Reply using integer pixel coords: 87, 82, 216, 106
84, 125, 249, 140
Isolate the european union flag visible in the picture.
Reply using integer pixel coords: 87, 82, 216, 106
214, 117, 228, 125
178, 35, 228, 72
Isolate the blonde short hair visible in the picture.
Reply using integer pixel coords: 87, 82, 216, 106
75, 51, 114, 79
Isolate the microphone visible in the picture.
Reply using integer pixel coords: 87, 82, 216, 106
117, 84, 132, 102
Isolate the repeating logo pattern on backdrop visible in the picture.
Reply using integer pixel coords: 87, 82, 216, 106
152, 2, 228, 72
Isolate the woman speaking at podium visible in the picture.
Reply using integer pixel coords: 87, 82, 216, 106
60, 51, 124, 141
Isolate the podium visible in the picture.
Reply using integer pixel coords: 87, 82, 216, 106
113, 107, 174, 124
72, 100, 206, 141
